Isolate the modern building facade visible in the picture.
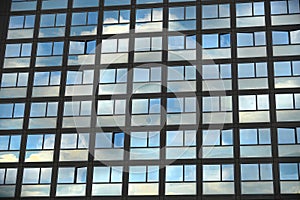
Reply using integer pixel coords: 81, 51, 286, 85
0, 0, 299, 199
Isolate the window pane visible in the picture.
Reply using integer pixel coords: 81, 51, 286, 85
98, 100, 113, 115
114, 133, 124, 148
100, 69, 115, 83
185, 165, 196, 181
202, 65, 219, 79
1, 73, 17, 87
292, 61, 300, 75
10, 135, 21, 150
26, 135, 43, 149
167, 131, 183, 146
280, 163, 298, 180
5, 169, 17, 184
169, 7, 184, 20
131, 132, 147, 147
222, 130, 233, 145
37, 42, 52, 56
166, 166, 183, 181
0, 136, 9, 150
167, 98, 183, 113
21, 44, 32, 56
276, 94, 293, 109
56, 14, 66, 26
271, 1, 287, 14
30, 103, 46, 117
95, 133, 112, 148
73, 0, 98, 8
238, 63, 255, 78
149, 132, 160, 147
272, 31, 289, 45
256, 63, 268, 77
202, 5, 218, 19
257, 95, 269, 110
222, 165, 234, 181
259, 129, 271, 144
115, 100, 126, 114
93, 167, 110, 182
274, 61, 291, 76
289, 0, 300, 13
168, 66, 183, 80
148, 166, 159, 182
58, 168, 75, 183
5, 44, 21, 57
237, 33, 253, 46
260, 164, 273, 180
241, 164, 259, 180
104, 0, 131, 6
186, 6, 196, 19
9, 16, 24, 28
61, 134, 77, 149
236, 3, 252, 16
239, 95, 256, 110
240, 129, 257, 144
40, 168, 52, 183
278, 128, 295, 144
129, 166, 146, 182
203, 165, 220, 181
34, 72, 49, 85
40, 14, 55, 27
76, 168, 87, 183
168, 36, 184, 50
69, 41, 85, 54
149, 99, 160, 113
14, 104, 25, 118
132, 99, 148, 114
134, 68, 149, 82
220, 34, 230, 47
255, 32, 266, 45
202, 34, 218, 48
72, 13, 86, 25
254, 2, 265, 15
203, 96, 219, 112
23, 168, 39, 183
291, 30, 300, 44
220, 64, 231, 78
203, 130, 220, 145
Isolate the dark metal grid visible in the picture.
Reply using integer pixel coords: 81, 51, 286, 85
0, 0, 300, 199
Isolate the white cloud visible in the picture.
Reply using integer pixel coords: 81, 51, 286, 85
80, 27, 97, 36
0, 153, 18, 162
128, 183, 159, 195
25, 151, 53, 162
103, 24, 130, 34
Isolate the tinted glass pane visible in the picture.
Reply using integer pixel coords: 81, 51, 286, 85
202, 34, 218, 48
272, 31, 289, 45
271, 1, 287, 14
237, 33, 253, 46
280, 163, 298, 180
241, 164, 259, 180
73, 0, 99, 8
236, 3, 252, 16
278, 128, 295, 144
166, 166, 183, 181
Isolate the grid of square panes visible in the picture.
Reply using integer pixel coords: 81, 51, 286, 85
0, 0, 299, 198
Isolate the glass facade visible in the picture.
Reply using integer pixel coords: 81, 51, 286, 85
0, 0, 299, 198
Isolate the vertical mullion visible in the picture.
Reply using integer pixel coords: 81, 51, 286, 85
230, 0, 241, 198
197, 0, 202, 196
